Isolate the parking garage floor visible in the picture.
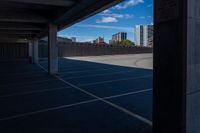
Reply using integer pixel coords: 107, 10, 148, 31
0, 55, 152, 133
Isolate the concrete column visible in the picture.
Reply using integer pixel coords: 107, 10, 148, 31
186, 1, 200, 133
48, 24, 58, 74
28, 41, 33, 58
33, 39, 38, 64
154, 0, 200, 133
28, 40, 33, 64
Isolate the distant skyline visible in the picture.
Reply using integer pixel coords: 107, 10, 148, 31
58, 0, 153, 43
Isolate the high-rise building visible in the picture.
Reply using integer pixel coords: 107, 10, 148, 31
135, 25, 153, 47
71, 37, 76, 42
112, 32, 127, 42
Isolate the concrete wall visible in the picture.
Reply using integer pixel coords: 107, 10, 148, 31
187, 0, 200, 133
0, 43, 28, 59
39, 43, 153, 58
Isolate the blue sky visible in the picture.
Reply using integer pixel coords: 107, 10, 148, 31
58, 0, 153, 43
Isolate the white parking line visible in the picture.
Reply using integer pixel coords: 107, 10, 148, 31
61, 70, 134, 79
0, 99, 98, 121
0, 83, 152, 98
0, 86, 69, 98
38, 64, 152, 126
79, 75, 152, 87
1, 64, 151, 98
59, 65, 104, 71
60, 68, 114, 74
56, 76, 152, 126
0, 73, 50, 81
0, 88, 152, 121
1, 79, 58, 88
103, 88, 152, 100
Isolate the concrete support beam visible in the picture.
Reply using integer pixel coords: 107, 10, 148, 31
48, 24, 58, 75
0, 12, 48, 23
33, 39, 38, 64
154, 0, 200, 133
4, 0, 74, 7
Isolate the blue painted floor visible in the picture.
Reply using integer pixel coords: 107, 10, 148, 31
0, 58, 153, 133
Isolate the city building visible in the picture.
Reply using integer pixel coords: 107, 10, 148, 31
111, 32, 127, 42
135, 25, 153, 47
57, 37, 73, 44
71, 37, 76, 42
93, 37, 105, 44
40, 37, 72, 45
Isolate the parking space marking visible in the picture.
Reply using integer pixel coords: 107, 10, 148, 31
60, 68, 114, 74
1, 79, 58, 88
103, 88, 152, 100
61, 70, 135, 79
37, 64, 152, 126
0, 88, 152, 122
0, 86, 69, 98
0, 73, 51, 81
0, 99, 98, 121
59, 65, 107, 71
78, 75, 152, 87
56, 75, 152, 126
0, 80, 152, 98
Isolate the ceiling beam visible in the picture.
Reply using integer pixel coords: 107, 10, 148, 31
0, 25, 43, 31
3, 0, 75, 7
55, 0, 123, 30
0, 12, 49, 23
0, 30, 39, 35
0, 34, 34, 39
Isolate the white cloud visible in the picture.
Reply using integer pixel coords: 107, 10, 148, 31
102, 9, 111, 13
102, 13, 123, 18
147, 16, 152, 18
76, 24, 133, 33
114, 0, 144, 10
97, 13, 134, 23
96, 17, 118, 23
124, 14, 134, 19
101, 13, 134, 19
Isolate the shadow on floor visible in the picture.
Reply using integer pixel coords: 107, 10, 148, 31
0, 57, 153, 133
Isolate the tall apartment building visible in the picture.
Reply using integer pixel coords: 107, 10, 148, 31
135, 25, 153, 47
112, 32, 127, 41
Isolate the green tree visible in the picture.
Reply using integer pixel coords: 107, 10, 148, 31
110, 39, 135, 46
120, 39, 135, 46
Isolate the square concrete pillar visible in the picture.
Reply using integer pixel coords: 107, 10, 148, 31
48, 24, 58, 75
154, 0, 200, 133
28, 40, 33, 64
28, 41, 33, 58
33, 39, 38, 64
186, 1, 200, 133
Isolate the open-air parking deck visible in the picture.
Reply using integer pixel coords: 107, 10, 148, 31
1, 0, 200, 132
0, 57, 152, 133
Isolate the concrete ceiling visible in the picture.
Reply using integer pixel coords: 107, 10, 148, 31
0, 0, 123, 41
